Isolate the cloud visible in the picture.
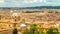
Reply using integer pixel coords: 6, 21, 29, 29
0, 0, 60, 7
0, 0, 5, 3
39, 0, 47, 3
23, 0, 47, 4
23, 0, 42, 4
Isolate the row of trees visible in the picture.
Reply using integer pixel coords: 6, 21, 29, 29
12, 23, 59, 34
23, 23, 59, 34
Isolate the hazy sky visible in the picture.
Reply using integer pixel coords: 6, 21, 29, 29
0, 0, 60, 7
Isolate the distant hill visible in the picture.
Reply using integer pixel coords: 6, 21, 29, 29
22, 6, 60, 9
0, 6, 60, 9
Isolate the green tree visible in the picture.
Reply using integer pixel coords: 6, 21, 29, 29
47, 26, 59, 34
23, 23, 46, 34
12, 28, 18, 34
30, 24, 38, 34
0, 15, 1, 20
39, 28, 44, 34
23, 29, 30, 34
23, 24, 39, 34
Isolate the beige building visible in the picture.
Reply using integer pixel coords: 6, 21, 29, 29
0, 9, 60, 34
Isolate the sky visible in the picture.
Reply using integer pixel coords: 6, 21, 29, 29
0, 0, 60, 7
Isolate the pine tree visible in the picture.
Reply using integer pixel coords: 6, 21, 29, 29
12, 28, 18, 34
